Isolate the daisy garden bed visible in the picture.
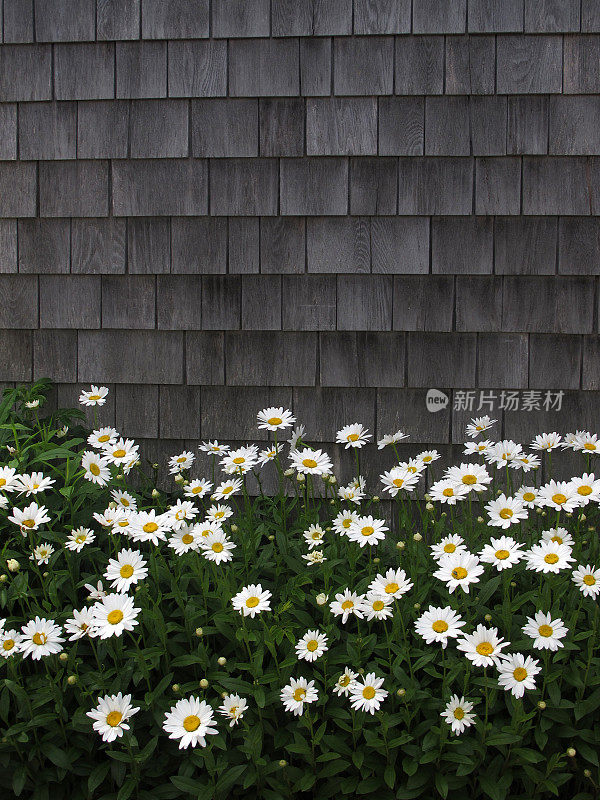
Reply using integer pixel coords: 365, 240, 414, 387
0, 380, 599, 800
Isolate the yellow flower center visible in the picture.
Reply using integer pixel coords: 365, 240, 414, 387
212, 542, 224, 553
120, 564, 134, 579
89, 394, 101, 401
476, 642, 494, 656
32, 632, 47, 646
361, 526, 374, 537
233, 457, 245, 465
385, 582, 399, 594
341, 600, 354, 610
293, 688, 306, 702
268, 417, 282, 426
444, 543, 456, 553
113, 449, 126, 459
362, 686, 376, 700
143, 522, 158, 533
522, 492, 535, 502
107, 610, 124, 625
339, 675, 350, 687
578, 486, 592, 496
552, 493, 567, 505
245, 596, 259, 608
584, 442, 596, 451
495, 549, 510, 560
183, 715, 200, 732
583, 574, 596, 586
551, 535, 563, 544
192, 486, 203, 494
422, 457, 432, 463
432, 620, 448, 633
0, 479, 5, 486
452, 567, 468, 580
476, 425, 483, 431
499, 508, 513, 519
513, 667, 527, 682
442, 488, 454, 497
222, 486, 232, 494
347, 433, 359, 441
106, 711, 123, 727
181, 534, 194, 545
342, 519, 351, 528
453, 708, 465, 720
98, 434, 110, 443
544, 553, 559, 564
393, 478, 404, 487
3, 639, 15, 651
538, 624, 553, 637
215, 511, 225, 518
22, 519, 35, 528
306, 639, 319, 652
372, 600, 385, 611
75, 535, 86, 544
177, 457, 186, 463
462, 475, 477, 485
302, 458, 317, 469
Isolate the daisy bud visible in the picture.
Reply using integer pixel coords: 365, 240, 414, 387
151, 488, 160, 498
279, 760, 287, 768
477, 516, 484, 523
373, 557, 380, 564
373, 496, 380, 502
297, 473, 305, 482
268, 535, 274, 541
195, 627, 203, 637
358, 668, 364, 675
59, 652, 68, 663
152, 463, 159, 469
413, 533, 422, 541
484, 614, 492, 622
316, 593, 328, 606
284, 469, 294, 477
536, 507, 542, 514
6, 559, 19, 572
221, 691, 227, 699
510, 581, 517, 588
537, 700, 546, 710
413, 603, 421, 610
199, 679, 209, 689
397, 688, 406, 697
396, 541, 405, 550
424, 493, 431, 502
172, 684, 180, 693
108, 501, 117, 509
584, 769, 592, 778
218, 657, 226, 666
541, 511, 547, 517
67, 675, 77, 685
231, 524, 238, 532
174, 474, 184, 484
580, 514, 586, 522
567, 748, 576, 758
328, 476, 337, 484
326, 526, 332, 531
43, 572, 49, 578
496, 489, 502, 496
426, 502, 434, 511
330, 499, 335, 505
566, 512, 572, 518
0, 575, 6, 583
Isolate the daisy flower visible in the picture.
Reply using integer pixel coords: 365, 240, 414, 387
540, 527, 574, 548
64, 607, 96, 641
287, 424, 306, 449
165, 499, 199, 530
195, 521, 223, 539
433, 552, 485, 594
302, 550, 326, 565
205, 504, 233, 523
479, 536, 524, 571
84, 580, 107, 601
295, 630, 328, 662
465, 416, 497, 437
14, 472, 55, 496
163, 697, 217, 749
537, 480, 581, 513
79, 385, 109, 407
497, 653, 541, 698
199, 530, 236, 564
19, 617, 64, 660
569, 473, 600, 505
65, 527, 95, 552
415, 606, 466, 648
336, 423, 371, 449
303, 524, 325, 549
572, 564, 600, 598
88, 427, 119, 449
522, 611, 568, 652
111, 489, 137, 511
485, 494, 528, 529
330, 589, 365, 624
258, 444, 282, 466
377, 430, 409, 449
463, 440, 493, 456
361, 592, 393, 621
168, 525, 202, 555
516, 486, 539, 508
168, 450, 195, 474
333, 668, 358, 697
111, 508, 136, 536
428, 479, 470, 505
337, 480, 366, 504
199, 440, 230, 454
30, 542, 54, 565
212, 478, 243, 501
515, 453, 541, 472
103, 438, 139, 468
218, 694, 248, 727
130, 510, 170, 545
184, 478, 213, 499
8, 502, 51, 531
24, 399, 40, 409
380, 467, 420, 497
485, 440, 523, 468
572, 432, 599, 454
90, 593, 140, 639
81, 450, 111, 486
0, 467, 20, 493
231, 584, 272, 618
531, 432, 562, 451
0, 628, 21, 658
368, 568, 413, 599
456, 624, 510, 667
87, 693, 139, 743
104, 549, 148, 593
347, 515, 388, 547
444, 463, 491, 492
280, 677, 318, 717
289, 448, 333, 476
256, 407, 296, 431
220, 445, 259, 476
441, 695, 476, 735
332, 509, 360, 537
524, 541, 575, 574
349, 673, 388, 714
430, 534, 467, 561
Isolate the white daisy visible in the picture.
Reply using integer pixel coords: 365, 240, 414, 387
479, 536, 524, 571
168, 525, 202, 555
212, 478, 243, 501
572, 432, 600, 454
220, 445, 259, 476
0, 467, 20, 493
90, 593, 140, 639
163, 697, 217, 749
65, 527, 95, 552
485, 494, 528, 529
349, 673, 388, 714
81, 450, 111, 486
165, 499, 199, 530
79, 385, 109, 407
572, 564, 600, 598
444, 463, 491, 493
64, 607, 96, 641
368, 568, 413, 599
88, 427, 119, 449
19, 617, 64, 660
347, 515, 388, 548
168, 450, 195, 474
540, 527, 574, 548
104, 549, 148, 593
258, 444, 282, 466
332, 509, 360, 537
194, 521, 223, 539
29, 542, 54, 565
303, 524, 325, 549
377, 430, 409, 449
330, 589, 365, 624
287, 424, 306, 449
463, 439, 493, 456
302, 550, 326, 565
537, 480, 581, 513
111, 489, 138, 511
218, 693, 248, 727
337, 480, 366, 504
433, 552, 485, 594
0, 628, 21, 658
199, 530, 236, 564
289, 448, 333, 476
14, 472, 55, 496
333, 668, 358, 697
184, 478, 213, 499
456, 624, 510, 667
516, 486, 539, 508
361, 592, 393, 621
199, 440, 230, 454
428, 479, 470, 505
515, 453, 541, 472
130, 510, 170, 545
414, 606, 466, 648
280, 677, 318, 717
441, 695, 476, 735
379, 467, 420, 497
524, 541, 575, 574
569, 473, 600, 505
8, 502, 51, 531
485, 440, 523, 468
231, 584, 272, 618
205, 503, 233, 523
430, 534, 467, 561
87, 693, 139, 742
497, 653, 541, 698
295, 630, 328, 662
103, 438, 139, 468
84, 580, 107, 601
531, 432, 562, 451
465, 416, 497, 437
522, 611, 568, 652
257, 407, 296, 431
336, 423, 371, 449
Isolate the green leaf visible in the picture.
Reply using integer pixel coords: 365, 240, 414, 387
435, 772, 449, 799
88, 762, 110, 794
384, 764, 396, 790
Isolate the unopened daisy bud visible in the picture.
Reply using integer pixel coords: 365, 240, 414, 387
59, 652, 68, 663
199, 678, 209, 689
484, 614, 492, 622
172, 684, 180, 693
297, 473, 305, 482
424, 493, 431, 502
584, 769, 592, 778
580, 513, 586, 521
195, 627, 203, 637
284, 469, 294, 477
330, 499, 335, 505
221, 691, 227, 699
108, 501, 117, 509
496, 489, 502, 496
425, 502, 434, 511
541, 511, 547, 517
218, 657, 226, 666
0, 575, 6, 583
268, 535, 274, 541
152, 463, 159, 469
325, 526, 332, 531
174, 473, 184, 484
536, 507, 543, 514
67, 675, 77, 685
328, 475, 337, 484
231, 524, 238, 533
510, 581, 517, 588
440, 512, 447, 518
316, 593, 327, 606
567, 748, 576, 758
537, 700, 546, 710
6, 559, 19, 572
396, 541, 405, 550
397, 688, 406, 697
413, 532, 422, 542
566, 512, 572, 518
151, 488, 160, 498
358, 668, 364, 675
477, 516, 484, 523
43, 572, 49, 578
279, 760, 287, 768
372, 495, 380, 502
373, 557, 380, 564
413, 602, 421, 610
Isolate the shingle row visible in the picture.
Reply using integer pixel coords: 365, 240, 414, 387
3, 157, 600, 218
4, 37, 600, 101
4, 1, 600, 42
8, 95, 600, 160
3, 216, 600, 276
3, 328, 599, 393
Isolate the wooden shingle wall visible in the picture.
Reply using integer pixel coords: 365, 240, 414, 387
1, 0, 599, 480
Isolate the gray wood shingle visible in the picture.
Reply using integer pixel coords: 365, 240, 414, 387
393, 275, 454, 331
241, 275, 282, 329
0, 275, 38, 328
260, 217, 306, 273
142, 0, 208, 38
558, 218, 600, 275
212, 0, 269, 38
497, 35, 563, 93
495, 217, 557, 274
272, 0, 352, 36
55, 43, 115, 100
192, 99, 258, 157
455, 276, 503, 331
300, 38, 331, 96
334, 37, 393, 95
0, 104, 16, 160
468, 0, 524, 32
425, 97, 470, 156
407, 332, 477, 388
413, 0, 466, 33
336, 275, 393, 330
259, 99, 304, 157
529, 334, 582, 389
445, 35, 496, 94
350, 157, 398, 214
168, 41, 227, 97
33, 330, 77, 382
397, 157, 473, 215
307, 217, 370, 273
0, 163, 36, 217
40, 161, 109, 217
0, 45, 51, 101
307, 98, 377, 156
97, 0, 140, 40
112, 160, 208, 216
320, 332, 405, 386
19, 102, 77, 160
77, 101, 130, 159
507, 96, 549, 155
39, 275, 101, 328
116, 385, 159, 440
34, 0, 95, 41
524, 0, 580, 32
186, 332, 225, 385
116, 41, 166, 98
229, 39, 299, 97
282, 275, 336, 330
202, 276, 241, 330
78, 330, 183, 383
432, 217, 493, 274
475, 157, 521, 215
395, 36, 444, 94
18, 220, 71, 273
280, 158, 348, 215
371, 217, 429, 274
102, 276, 156, 329
225, 331, 317, 386
157, 276, 202, 329
171, 218, 226, 273
130, 100, 189, 158
3, 0, 34, 42
549, 96, 600, 155
522, 157, 591, 215
478, 333, 529, 388
128, 218, 171, 274
72, 219, 126, 274
210, 159, 278, 216
379, 97, 424, 156
228, 218, 260, 273
353, 0, 410, 34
